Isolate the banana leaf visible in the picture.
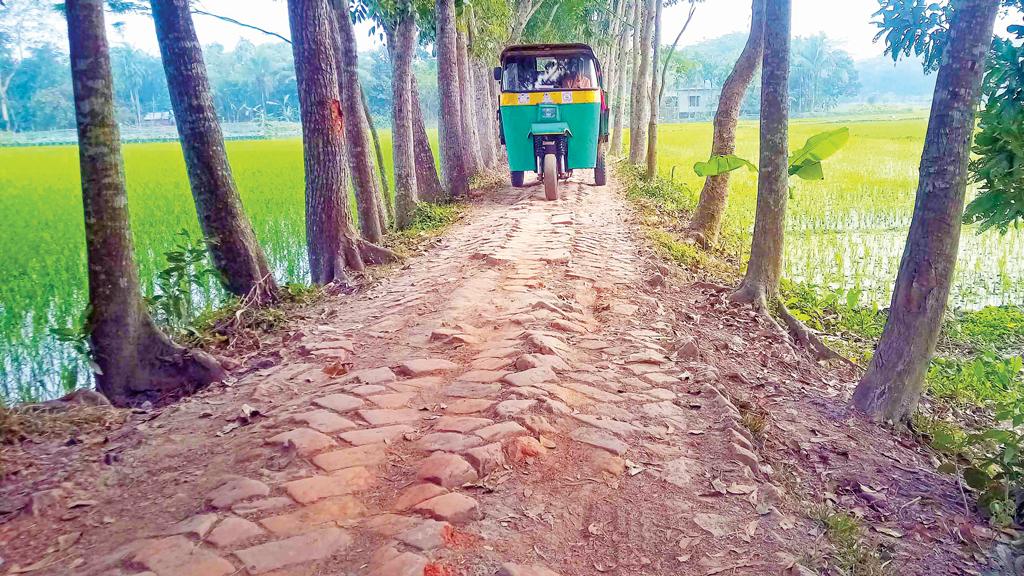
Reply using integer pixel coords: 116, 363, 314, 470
694, 154, 758, 177
788, 127, 850, 180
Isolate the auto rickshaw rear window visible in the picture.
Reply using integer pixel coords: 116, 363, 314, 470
501, 55, 598, 92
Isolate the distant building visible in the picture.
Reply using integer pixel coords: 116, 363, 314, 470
662, 79, 720, 122
142, 111, 174, 126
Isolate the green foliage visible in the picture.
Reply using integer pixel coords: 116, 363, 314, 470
964, 37, 1024, 234
693, 154, 757, 177
691, 127, 850, 181
933, 395, 1024, 526
649, 229, 706, 270
407, 201, 464, 233
145, 229, 222, 337
944, 305, 1024, 351
927, 353, 1024, 406
788, 127, 851, 180
872, 0, 952, 73
807, 503, 889, 575
49, 306, 95, 394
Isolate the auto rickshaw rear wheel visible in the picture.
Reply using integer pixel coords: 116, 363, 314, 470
511, 171, 525, 188
543, 153, 558, 201
595, 145, 607, 186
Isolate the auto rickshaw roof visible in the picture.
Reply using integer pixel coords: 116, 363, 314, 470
500, 43, 599, 62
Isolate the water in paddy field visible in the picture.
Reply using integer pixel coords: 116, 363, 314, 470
2, 119, 1024, 403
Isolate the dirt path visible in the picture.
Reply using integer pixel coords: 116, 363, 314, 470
1, 175, 990, 575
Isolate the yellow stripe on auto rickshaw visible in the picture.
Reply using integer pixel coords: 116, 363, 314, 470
500, 90, 601, 106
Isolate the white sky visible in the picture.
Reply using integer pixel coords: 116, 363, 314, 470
102, 0, 896, 61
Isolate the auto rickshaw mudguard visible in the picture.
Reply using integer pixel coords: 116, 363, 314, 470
529, 122, 571, 137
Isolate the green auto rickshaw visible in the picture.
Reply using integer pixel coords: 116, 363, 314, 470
494, 43, 609, 200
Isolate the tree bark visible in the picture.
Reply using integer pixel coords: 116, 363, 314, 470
151, 0, 278, 302
360, 85, 391, 228
288, 0, 370, 284
331, 0, 384, 243
411, 76, 445, 202
628, 0, 653, 165
730, 0, 790, 309
456, 28, 483, 177
610, 0, 632, 156
644, 0, 662, 179
361, 85, 392, 230
435, 0, 468, 197
852, 0, 999, 423
474, 64, 498, 169
391, 0, 418, 229
67, 0, 223, 407
688, 0, 766, 246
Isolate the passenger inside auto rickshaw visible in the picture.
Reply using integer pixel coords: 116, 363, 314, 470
501, 55, 598, 91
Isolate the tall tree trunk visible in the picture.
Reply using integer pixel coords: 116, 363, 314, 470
456, 28, 483, 177
628, 0, 653, 164
361, 85, 393, 230
436, 0, 468, 197
730, 0, 790, 309
644, 0, 662, 179
288, 0, 370, 284
411, 76, 445, 202
67, 0, 223, 407
151, 0, 278, 302
852, 0, 999, 423
474, 64, 498, 169
688, 0, 766, 246
610, 0, 632, 156
332, 0, 384, 243
392, 0, 418, 229
508, 0, 543, 45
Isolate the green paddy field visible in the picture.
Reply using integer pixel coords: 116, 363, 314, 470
2, 118, 1022, 402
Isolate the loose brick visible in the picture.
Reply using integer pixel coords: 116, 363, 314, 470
206, 478, 269, 509
396, 358, 459, 376
464, 442, 506, 476
283, 467, 374, 504
234, 527, 351, 574
413, 492, 482, 524
206, 516, 264, 548
312, 444, 386, 472
474, 421, 528, 442
266, 428, 335, 455
393, 483, 448, 512
313, 393, 364, 413
415, 452, 478, 488
260, 496, 366, 536
132, 536, 234, 576
339, 424, 414, 446
357, 408, 422, 426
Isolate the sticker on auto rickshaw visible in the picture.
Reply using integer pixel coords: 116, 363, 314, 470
494, 43, 610, 201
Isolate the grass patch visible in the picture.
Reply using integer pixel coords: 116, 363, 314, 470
0, 402, 125, 445
807, 503, 891, 575
385, 201, 467, 257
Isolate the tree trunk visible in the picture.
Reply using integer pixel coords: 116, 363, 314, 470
392, 1, 418, 229
456, 28, 483, 177
852, 0, 999, 423
628, 0, 653, 165
644, 0, 662, 179
435, 0, 468, 197
289, 0, 370, 285
361, 85, 393, 230
151, 0, 278, 303
610, 0, 632, 156
508, 0, 542, 45
67, 0, 223, 407
332, 0, 384, 243
688, 0, 766, 246
411, 76, 445, 202
730, 0, 790, 309
474, 65, 498, 170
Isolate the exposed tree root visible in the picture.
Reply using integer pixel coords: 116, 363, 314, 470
729, 280, 860, 370
357, 239, 399, 265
